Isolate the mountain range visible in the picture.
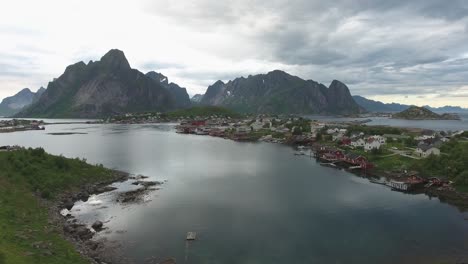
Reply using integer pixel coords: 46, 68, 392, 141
16, 49, 190, 118
0, 87, 45, 116
199, 70, 364, 115
353, 95, 468, 113
11, 48, 464, 118
7, 49, 364, 117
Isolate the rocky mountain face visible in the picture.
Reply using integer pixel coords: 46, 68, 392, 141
200, 70, 363, 115
392, 106, 460, 120
33, 87, 46, 103
0, 87, 45, 117
16, 50, 185, 118
145, 71, 191, 108
190, 94, 204, 103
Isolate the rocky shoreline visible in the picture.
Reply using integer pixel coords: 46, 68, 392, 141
40, 170, 163, 264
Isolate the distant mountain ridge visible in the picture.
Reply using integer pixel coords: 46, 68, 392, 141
16, 49, 191, 118
0, 87, 45, 117
353, 95, 468, 113
200, 70, 364, 115
190, 94, 203, 103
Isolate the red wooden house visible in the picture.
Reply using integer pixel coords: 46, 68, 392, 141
191, 120, 206, 126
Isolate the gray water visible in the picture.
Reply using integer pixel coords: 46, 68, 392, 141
306, 113, 468, 131
1, 123, 468, 264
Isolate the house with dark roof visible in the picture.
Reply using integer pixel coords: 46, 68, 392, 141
415, 143, 440, 158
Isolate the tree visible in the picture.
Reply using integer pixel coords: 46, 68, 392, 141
292, 127, 302, 135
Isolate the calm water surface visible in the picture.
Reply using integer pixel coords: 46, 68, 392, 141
1, 122, 468, 264
306, 113, 468, 131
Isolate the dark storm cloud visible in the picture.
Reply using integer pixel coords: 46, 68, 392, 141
145, 0, 468, 98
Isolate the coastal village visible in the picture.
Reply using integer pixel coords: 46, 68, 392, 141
173, 113, 467, 195
0, 119, 45, 133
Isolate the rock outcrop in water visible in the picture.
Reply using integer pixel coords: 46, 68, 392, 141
200, 70, 364, 115
392, 106, 460, 120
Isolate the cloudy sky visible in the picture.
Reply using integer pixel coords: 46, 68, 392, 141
1, 0, 468, 107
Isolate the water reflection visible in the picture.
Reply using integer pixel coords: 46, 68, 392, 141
0, 122, 467, 263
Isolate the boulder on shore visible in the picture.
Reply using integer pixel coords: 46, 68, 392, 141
92, 221, 103, 231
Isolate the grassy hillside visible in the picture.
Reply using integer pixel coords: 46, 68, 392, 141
0, 148, 115, 264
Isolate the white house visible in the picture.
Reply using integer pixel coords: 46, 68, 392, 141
332, 132, 345, 141
415, 135, 435, 141
351, 139, 365, 147
327, 128, 340, 134
364, 138, 382, 151
415, 144, 440, 158
369, 135, 386, 144
250, 121, 264, 131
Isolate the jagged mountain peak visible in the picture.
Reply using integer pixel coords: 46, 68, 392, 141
329, 80, 348, 90
146, 71, 168, 85
18, 88, 32, 93
15, 49, 192, 118
213, 80, 225, 86
100, 49, 131, 70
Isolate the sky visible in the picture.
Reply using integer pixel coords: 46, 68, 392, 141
1, 0, 468, 107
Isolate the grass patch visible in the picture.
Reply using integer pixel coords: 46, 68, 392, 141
0, 148, 115, 264
371, 155, 415, 172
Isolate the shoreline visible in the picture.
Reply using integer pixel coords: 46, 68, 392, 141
42, 170, 132, 264
318, 156, 468, 212
176, 129, 468, 212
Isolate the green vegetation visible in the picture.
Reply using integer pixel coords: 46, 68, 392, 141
345, 125, 404, 136
372, 155, 414, 172
0, 148, 115, 264
165, 106, 242, 118
412, 140, 468, 187
284, 118, 311, 134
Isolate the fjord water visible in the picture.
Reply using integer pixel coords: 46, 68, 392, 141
1, 123, 468, 263
306, 113, 468, 131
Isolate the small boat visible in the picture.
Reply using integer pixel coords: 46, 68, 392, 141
369, 178, 387, 185
186, 232, 197, 240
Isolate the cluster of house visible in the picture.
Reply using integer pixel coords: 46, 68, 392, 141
412, 131, 455, 158
325, 125, 465, 158
313, 145, 374, 169
0, 145, 22, 151
176, 116, 317, 143
0, 119, 45, 133
325, 127, 387, 152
